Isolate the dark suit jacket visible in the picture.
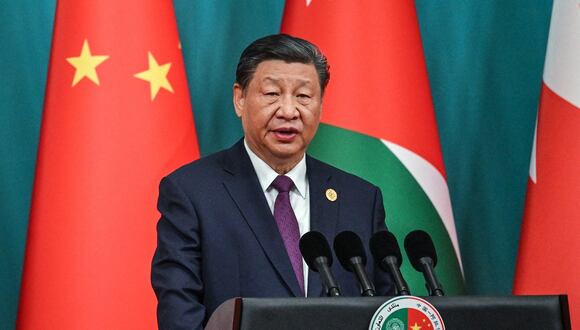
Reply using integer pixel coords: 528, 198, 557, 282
151, 139, 393, 329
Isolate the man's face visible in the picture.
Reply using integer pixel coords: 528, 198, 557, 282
233, 60, 322, 171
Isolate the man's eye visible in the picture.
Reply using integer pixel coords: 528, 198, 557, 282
265, 92, 279, 96
297, 94, 311, 102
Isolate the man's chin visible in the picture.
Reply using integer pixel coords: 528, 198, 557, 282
270, 144, 305, 158
264, 148, 304, 165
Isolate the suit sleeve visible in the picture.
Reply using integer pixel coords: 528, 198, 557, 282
151, 176, 205, 330
371, 186, 396, 296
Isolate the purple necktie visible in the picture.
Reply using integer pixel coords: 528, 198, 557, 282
271, 175, 304, 295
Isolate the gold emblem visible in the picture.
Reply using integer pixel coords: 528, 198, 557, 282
325, 188, 337, 202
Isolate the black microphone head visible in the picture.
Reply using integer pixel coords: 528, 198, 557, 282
333, 231, 367, 271
404, 230, 438, 271
370, 231, 403, 267
299, 231, 333, 271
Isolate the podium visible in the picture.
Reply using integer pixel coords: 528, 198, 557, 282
206, 295, 570, 330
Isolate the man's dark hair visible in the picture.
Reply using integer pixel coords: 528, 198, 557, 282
235, 34, 330, 94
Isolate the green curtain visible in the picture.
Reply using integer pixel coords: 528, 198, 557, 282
0, 0, 54, 327
416, 0, 552, 294
174, 1, 285, 155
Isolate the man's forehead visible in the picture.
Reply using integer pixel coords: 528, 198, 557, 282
260, 76, 314, 85
253, 60, 319, 84
255, 59, 315, 71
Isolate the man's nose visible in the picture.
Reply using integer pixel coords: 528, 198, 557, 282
277, 94, 298, 119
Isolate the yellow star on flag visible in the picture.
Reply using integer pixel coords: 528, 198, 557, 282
134, 52, 173, 101
66, 39, 109, 87
410, 323, 422, 330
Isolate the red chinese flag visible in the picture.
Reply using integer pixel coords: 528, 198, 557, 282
407, 308, 433, 330
17, 0, 199, 328
514, 1, 580, 327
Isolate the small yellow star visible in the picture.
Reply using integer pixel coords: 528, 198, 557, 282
134, 52, 173, 101
66, 39, 109, 87
410, 323, 422, 330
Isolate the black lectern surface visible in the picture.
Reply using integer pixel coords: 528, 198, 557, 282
206, 295, 570, 330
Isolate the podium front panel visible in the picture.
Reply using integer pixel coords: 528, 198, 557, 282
234, 296, 569, 330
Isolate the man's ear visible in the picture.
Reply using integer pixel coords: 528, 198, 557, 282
233, 83, 244, 118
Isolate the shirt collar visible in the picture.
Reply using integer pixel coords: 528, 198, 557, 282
244, 138, 307, 199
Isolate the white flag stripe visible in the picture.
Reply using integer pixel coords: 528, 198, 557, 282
382, 139, 464, 274
543, 0, 580, 108
529, 118, 538, 183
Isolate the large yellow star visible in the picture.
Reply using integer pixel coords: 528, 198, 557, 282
410, 323, 422, 330
134, 52, 173, 101
66, 39, 109, 87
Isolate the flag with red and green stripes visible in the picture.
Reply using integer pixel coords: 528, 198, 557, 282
282, 0, 464, 294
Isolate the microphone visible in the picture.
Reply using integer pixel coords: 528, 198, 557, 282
333, 231, 376, 297
299, 231, 341, 297
370, 231, 411, 296
404, 230, 445, 296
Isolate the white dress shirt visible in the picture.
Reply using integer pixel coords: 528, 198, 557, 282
244, 139, 310, 294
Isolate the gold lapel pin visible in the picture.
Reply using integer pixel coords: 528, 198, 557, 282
325, 188, 337, 202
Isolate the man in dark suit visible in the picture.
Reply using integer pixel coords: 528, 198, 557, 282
151, 34, 393, 329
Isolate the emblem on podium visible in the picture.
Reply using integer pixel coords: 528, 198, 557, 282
369, 296, 445, 330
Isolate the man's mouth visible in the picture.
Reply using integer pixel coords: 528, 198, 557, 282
272, 127, 298, 141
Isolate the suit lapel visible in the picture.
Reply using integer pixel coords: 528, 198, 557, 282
306, 156, 340, 297
221, 141, 303, 297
